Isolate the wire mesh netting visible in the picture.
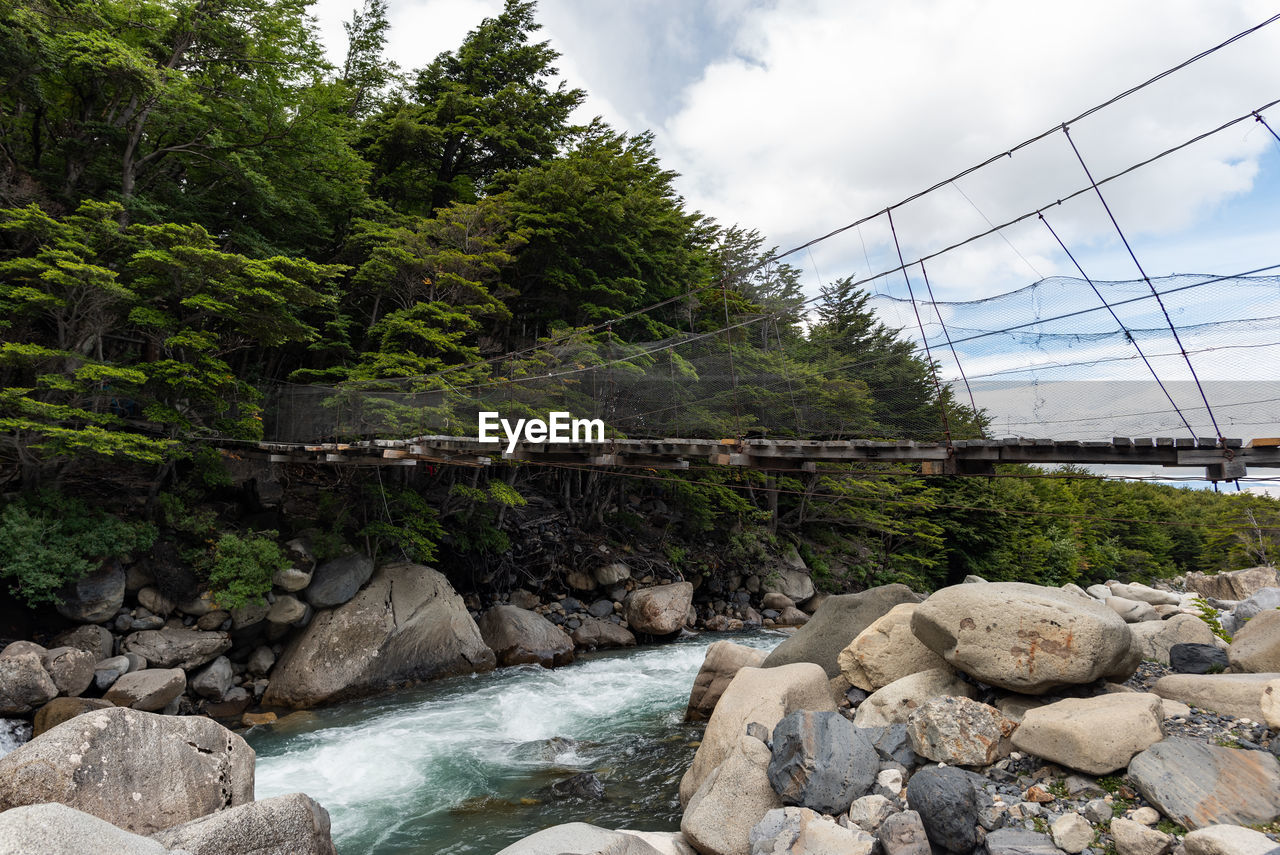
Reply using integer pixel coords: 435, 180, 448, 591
264, 272, 1280, 445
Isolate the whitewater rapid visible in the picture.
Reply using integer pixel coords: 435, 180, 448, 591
249, 631, 782, 854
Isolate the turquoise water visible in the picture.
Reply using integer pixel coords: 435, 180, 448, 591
247, 631, 782, 854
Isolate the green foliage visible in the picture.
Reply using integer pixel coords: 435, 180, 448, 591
0, 492, 155, 606
445, 478, 527, 554
359, 487, 444, 563
200, 531, 290, 610
1190, 596, 1232, 642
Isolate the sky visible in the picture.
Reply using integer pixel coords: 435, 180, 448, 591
308, 0, 1280, 488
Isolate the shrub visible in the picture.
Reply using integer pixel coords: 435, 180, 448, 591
0, 491, 155, 607
201, 531, 290, 609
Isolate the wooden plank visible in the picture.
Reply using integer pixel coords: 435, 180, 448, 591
1248, 437, 1280, 447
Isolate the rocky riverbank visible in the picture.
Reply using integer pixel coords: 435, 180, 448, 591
495, 566, 1280, 855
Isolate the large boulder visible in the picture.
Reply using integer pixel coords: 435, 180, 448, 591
680, 663, 834, 805
878, 810, 931, 855
495, 823, 667, 855
151, 792, 337, 855
102, 668, 186, 711
762, 585, 921, 678
0, 803, 170, 855
1106, 596, 1160, 623
1011, 693, 1164, 775
120, 627, 231, 671
1151, 673, 1280, 727
682, 733, 782, 855
910, 581, 1140, 694
1108, 582, 1181, 606
0, 651, 57, 715
767, 710, 878, 814
1228, 609, 1280, 673
54, 560, 125, 623
852, 667, 975, 727
624, 582, 694, 636
0, 707, 254, 834
264, 562, 496, 708
1186, 566, 1279, 601
685, 641, 767, 722
477, 605, 574, 668
1128, 737, 1280, 830
40, 647, 96, 697
50, 624, 114, 661
906, 696, 1016, 766
905, 765, 978, 854
303, 552, 375, 609
31, 697, 113, 737
1129, 614, 1219, 665
748, 806, 876, 854
571, 619, 636, 650
838, 603, 947, 691
1182, 824, 1280, 855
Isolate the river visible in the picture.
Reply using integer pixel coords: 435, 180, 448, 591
247, 631, 783, 854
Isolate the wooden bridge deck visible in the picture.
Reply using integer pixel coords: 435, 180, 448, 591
235, 435, 1280, 480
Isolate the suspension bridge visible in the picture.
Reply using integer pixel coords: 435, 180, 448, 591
224, 16, 1280, 489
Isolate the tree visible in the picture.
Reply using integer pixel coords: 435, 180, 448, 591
360, 0, 584, 213
340, 0, 399, 118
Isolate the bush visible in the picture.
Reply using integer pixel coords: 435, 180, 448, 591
201, 531, 291, 609
0, 492, 155, 607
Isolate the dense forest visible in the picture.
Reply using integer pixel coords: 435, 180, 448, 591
1, 0, 1277, 614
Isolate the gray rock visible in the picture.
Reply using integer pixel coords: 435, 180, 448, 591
32, 696, 114, 737
1051, 812, 1094, 854
847, 793, 899, 833
303, 553, 374, 609
1129, 613, 1219, 664
41, 646, 96, 697
685, 641, 768, 722
570, 618, 636, 650
1109, 818, 1172, 855
1169, 643, 1229, 674
1108, 595, 1161, 623
190, 656, 233, 701
0, 803, 171, 855
247, 645, 276, 677
94, 655, 132, 691
267, 594, 309, 627
477, 605, 575, 668
906, 696, 1016, 766
911, 581, 1140, 694
1128, 737, 1280, 830
151, 792, 337, 855
748, 806, 875, 854
1083, 798, 1111, 823
51, 624, 114, 661
905, 765, 978, 853
494, 822, 665, 855
229, 601, 270, 630
879, 809, 931, 855
0, 651, 57, 715
0, 706, 254, 834
588, 599, 615, 618
1231, 586, 1280, 622
1182, 824, 1280, 855
767, 710, 878, 814
857, 724, 919, 768
982, 828, 1062, 854
1109, 582, 1181, 606
624, 582, 694, 635
121, 628, 231, 671
1228, 609, 1280, 673
264, 562, 496, 708
137, 587, 175, 617
273, 566, 313, 593
762, 584, 921, 678
550, 772, 605, 801
55, 560, 125, 623
1186, 567, 1280, 601
103, 668, 186, 711
195, 611, 230, 631
594, 561, 631, 587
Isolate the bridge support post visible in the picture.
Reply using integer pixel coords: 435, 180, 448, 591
1205, 459, 1247, 483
